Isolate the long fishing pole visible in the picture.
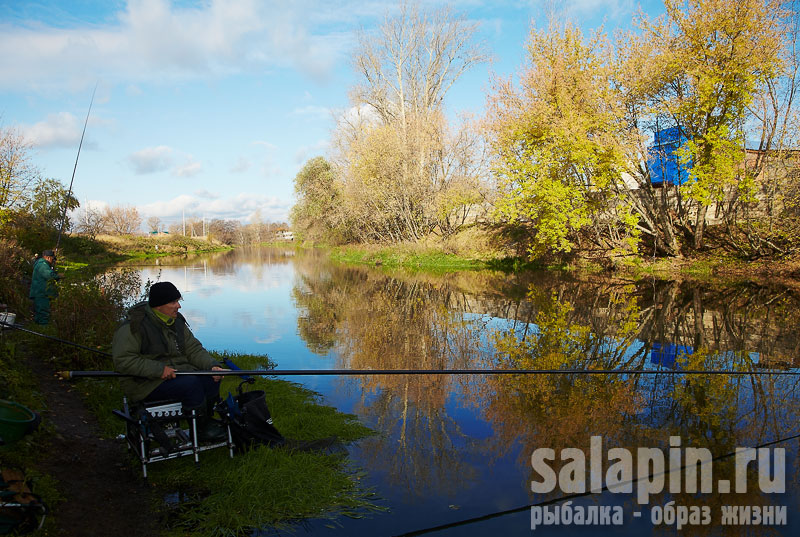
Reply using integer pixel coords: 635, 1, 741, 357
55, 82, 97, 253
5, 318, 798, 379
394, 429, 800, 537
58, 367, 800, 380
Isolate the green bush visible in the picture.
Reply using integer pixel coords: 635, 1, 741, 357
0, 237, 32, 314
48, 269, 141, 370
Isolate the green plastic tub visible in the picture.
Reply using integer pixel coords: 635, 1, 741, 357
0, 399, 36, 445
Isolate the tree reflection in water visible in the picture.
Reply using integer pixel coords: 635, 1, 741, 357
291, 253, 800, 526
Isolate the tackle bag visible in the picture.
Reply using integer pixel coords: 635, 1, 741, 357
221, 389, 338, 453
222, 390, 286, 452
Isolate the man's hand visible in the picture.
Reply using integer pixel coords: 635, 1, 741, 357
161, 365, 177, 379
211, 366, 228, 382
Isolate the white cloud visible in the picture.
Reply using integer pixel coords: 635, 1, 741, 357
260, 162, 283, 179
126, 147, 204, 176
332, 104, 381, 141
250, 141, 282, 177
174, 160, 202, 177
139, 192, 291, 222
0, 0, 349, 92
17, 109, 114, 150
126, 145, 174, 174
21, 112, 81, 148
67, 198, 109, 224
254, 334, 281, 345
139, 193, 195, 216
76, 199, 109, 212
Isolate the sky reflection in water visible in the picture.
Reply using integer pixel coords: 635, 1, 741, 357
127, 247, 800, 536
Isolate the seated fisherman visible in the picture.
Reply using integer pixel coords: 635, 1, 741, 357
112, 281, 227, 442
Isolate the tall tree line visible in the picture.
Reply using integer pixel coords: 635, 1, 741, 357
293, 0, 799, 261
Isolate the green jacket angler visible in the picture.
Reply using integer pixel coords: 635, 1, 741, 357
112, 301, 221, 402
29, 257, 59, 299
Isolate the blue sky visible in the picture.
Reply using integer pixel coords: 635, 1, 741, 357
0, 0, 662, 228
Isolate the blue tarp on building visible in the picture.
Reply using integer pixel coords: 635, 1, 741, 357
650, 342, 693, 369
647, 126, 691, 186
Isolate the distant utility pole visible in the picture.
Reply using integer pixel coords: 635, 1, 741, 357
182, 209, 186, 236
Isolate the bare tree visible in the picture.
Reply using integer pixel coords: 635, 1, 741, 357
168, 222, 183, 235
75, 205, 105, 238
352, 3, 487, 124
208, 219, 240, 245
331, 2, 488, 242
146, 216, 162, 234
184, 216, 203, 237
103, 205, 142, 235
0, 127, 40, 210
249, 209, 270, 243
722, 1, 800, 258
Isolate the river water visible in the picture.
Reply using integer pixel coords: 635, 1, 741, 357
125, 246, 800, 536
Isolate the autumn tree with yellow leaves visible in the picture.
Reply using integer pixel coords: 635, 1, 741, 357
636, 0, 794, 251
486, 0, 798, 259
484, 21, 634, 258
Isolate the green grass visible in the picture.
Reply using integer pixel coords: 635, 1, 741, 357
329, 245, 486, 273
484, 256, 548, 273
157, 447, 383, 536
57, 260, 89, 271
615, 256, 725, 282
683, 259, 717, 279
57, 233, 232, 267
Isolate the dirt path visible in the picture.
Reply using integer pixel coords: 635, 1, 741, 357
28, 355, 159, 537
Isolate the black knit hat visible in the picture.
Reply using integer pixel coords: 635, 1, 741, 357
148, 282, 182, 307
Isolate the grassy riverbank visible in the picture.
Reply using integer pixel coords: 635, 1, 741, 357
329, 244, 486, 272
60, 233, 231, 265
0, 329, 379, 535
0, 239, 379, 535
326, 235, 800, 286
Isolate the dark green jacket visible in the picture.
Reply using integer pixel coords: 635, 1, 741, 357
29, 258, 59, 299
112, 301, 220, 402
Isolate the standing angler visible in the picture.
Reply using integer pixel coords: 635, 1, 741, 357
29, 249, 61, 325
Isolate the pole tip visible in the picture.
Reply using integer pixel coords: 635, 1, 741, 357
57, 371, 72, 380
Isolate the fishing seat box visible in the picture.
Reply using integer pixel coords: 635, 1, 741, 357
113, 397, 233, 478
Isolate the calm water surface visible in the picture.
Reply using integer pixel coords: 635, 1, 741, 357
124, 247, 800, 536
